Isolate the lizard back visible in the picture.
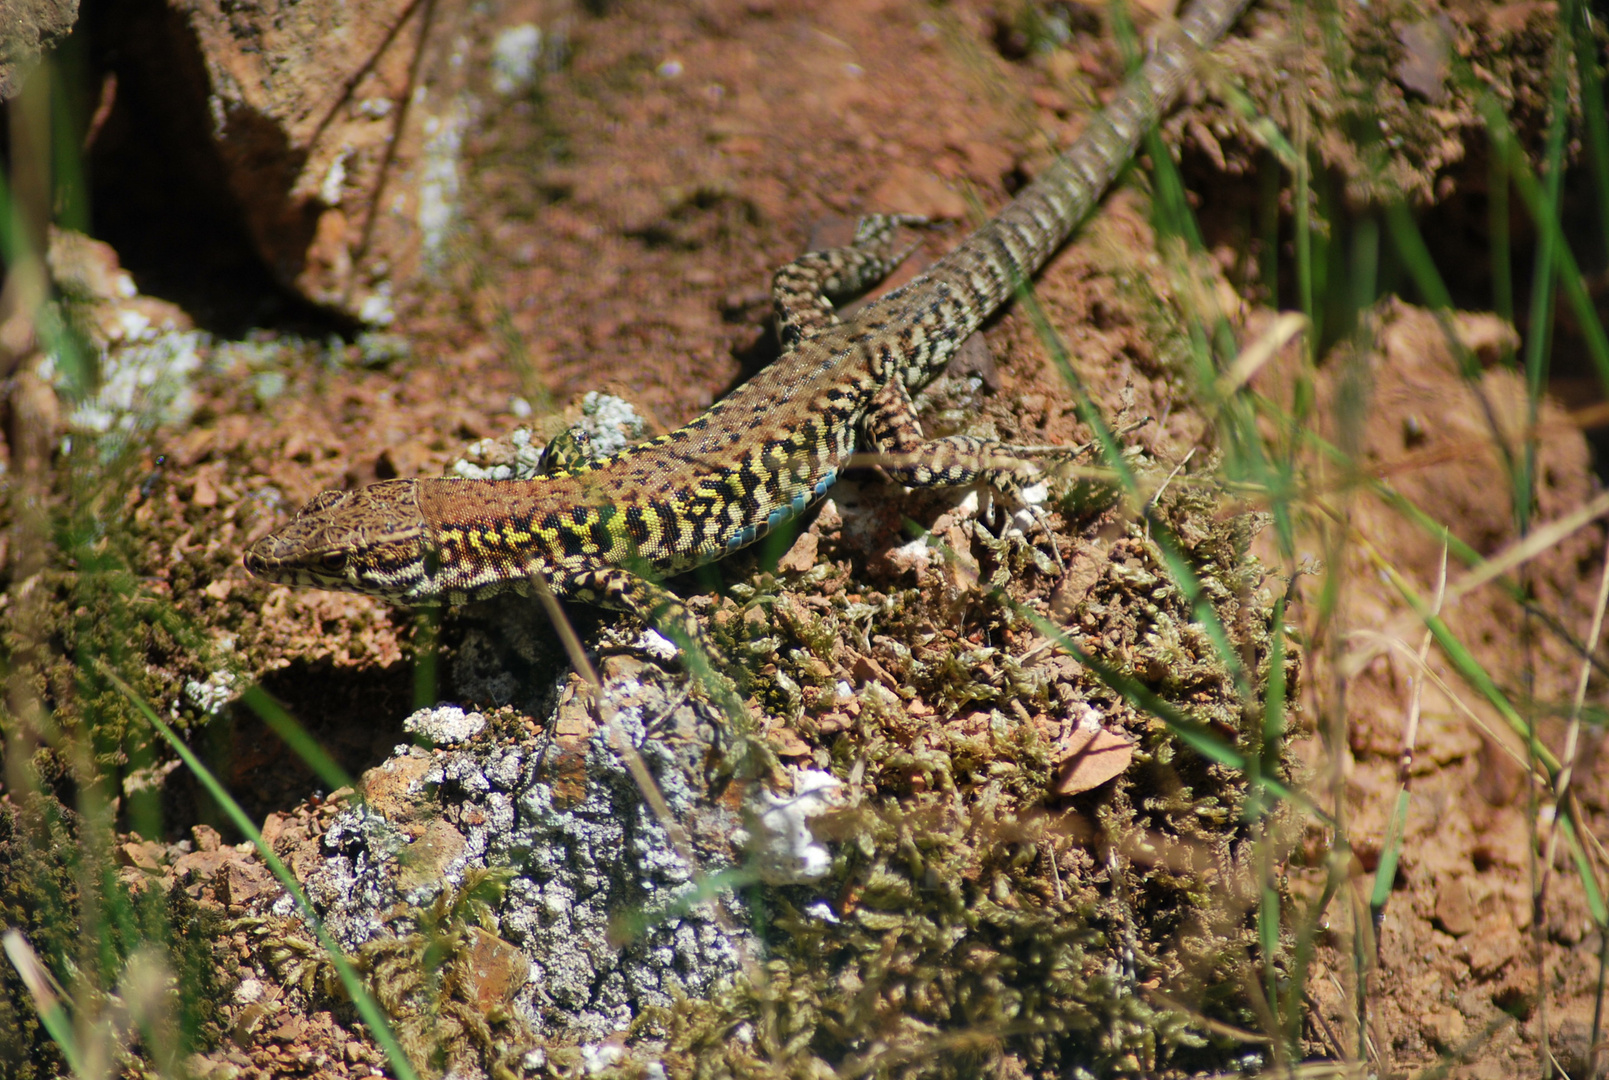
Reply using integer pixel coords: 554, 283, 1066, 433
244, 0, 1252, 607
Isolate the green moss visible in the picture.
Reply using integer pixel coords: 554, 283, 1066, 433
625, 466, 1296, 1076
0, 798, 225, 1077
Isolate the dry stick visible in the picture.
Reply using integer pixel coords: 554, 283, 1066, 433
1341, 517, 1564, 774
1539, 528, 1609, 1078
1544, 527, 1609, 870
1343, 487, 1609, 679
1147, 446, 1197, 510
1360, 541, 1446, 1067
1354, 633, 1548, 784
524, 574, 771, 1001
1398, 537, 1450, 787
1368, 537, 1448, 931
1339, 492, 1605, 1072
1211, 311, 1309, 403
529, 576, 686, 849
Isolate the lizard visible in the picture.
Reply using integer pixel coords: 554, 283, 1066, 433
244, 0, 1253, 650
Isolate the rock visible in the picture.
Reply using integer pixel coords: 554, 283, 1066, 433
109, 0, 473, 320
458, 926, 530, 1010
0, 0, 76, 100
1422, 1005, 1467, 1051
1434, 874, 1476, 937
47, 227, 192, 348
404, 704, 487, 747
775, 530, 819, 573
395, 817, 467, 894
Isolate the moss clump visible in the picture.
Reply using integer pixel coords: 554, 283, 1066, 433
0, 798, 226, 1078
626, 467, 1297, 1077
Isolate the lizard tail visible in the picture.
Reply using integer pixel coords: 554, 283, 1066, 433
891, 0, 1254, 383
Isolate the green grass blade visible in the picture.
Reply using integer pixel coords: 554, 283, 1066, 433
1, 931, 84, 1076
1489, 137, 1514, 324
1383, 203, 1457, 325
1358, 538, 1556, 774
1016, 285, 1254, 704
100, 663, 422, 1080
1000, 566, 1313, 814
1574, 2, 1609, 260
238, 684, 361, 797
1368, 787, 1410, 912
1559, 812, 1608, 927
1514, 5, 1574, 534
1477, 93, 1609, 390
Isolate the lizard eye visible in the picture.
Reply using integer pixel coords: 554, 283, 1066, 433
319, 552, 348, 574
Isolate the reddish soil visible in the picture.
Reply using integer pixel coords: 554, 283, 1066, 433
5, 0, 1605, 1076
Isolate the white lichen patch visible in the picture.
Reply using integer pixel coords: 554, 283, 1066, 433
181, 667, 242, 716
419, 98, 472, 268
745, 768, 844, 884
403, 704, 487, 746
491, 24, 543, 96
635, 629, 678, 662
573, 391, 647, 459
450, 426, 545, 480
61, 330, 208, 443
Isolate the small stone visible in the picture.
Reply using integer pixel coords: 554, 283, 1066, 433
403, 705, 486, 747
770, 726, 813, 759
1433, 874, 1476, 937
458, 927, 531, 1009
118, 840, 166, 871
395, 818, 466, 893
1422, 1006, 1467, 1050
776, 530, 818, 573
851, 654, 897, 691
1049, 543, 1104, 621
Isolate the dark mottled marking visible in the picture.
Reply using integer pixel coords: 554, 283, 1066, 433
244, 0, 1249, 632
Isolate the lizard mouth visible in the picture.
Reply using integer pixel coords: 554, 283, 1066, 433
241, 544, 268, 578
241, 540, 326, 587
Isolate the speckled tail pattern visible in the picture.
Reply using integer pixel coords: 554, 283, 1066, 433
244, 0, 1253, 629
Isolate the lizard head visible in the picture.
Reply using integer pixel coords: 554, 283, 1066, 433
244, 480, 435, 603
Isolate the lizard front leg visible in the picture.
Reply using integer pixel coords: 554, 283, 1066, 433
549, 563, 752, 729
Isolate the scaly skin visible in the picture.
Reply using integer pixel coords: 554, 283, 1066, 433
244, 0, 1252, 629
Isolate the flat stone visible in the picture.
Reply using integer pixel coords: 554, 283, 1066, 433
1434, 874, 1476, 937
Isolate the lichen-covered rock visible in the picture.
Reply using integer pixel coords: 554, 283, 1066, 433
110, 0, 494, 321
265, 665, 753, 1051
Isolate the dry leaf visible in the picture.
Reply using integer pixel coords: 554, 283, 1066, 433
1052, 706, 1134, 795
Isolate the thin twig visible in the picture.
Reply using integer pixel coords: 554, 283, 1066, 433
1541, 527, 1609, 1078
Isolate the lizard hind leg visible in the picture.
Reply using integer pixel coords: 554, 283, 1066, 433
771, 213, 932, 349
860, 376, 1073, 569
886, 435, 1074, 572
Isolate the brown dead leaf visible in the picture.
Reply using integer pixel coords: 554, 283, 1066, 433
1051, 708, 1134, 795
